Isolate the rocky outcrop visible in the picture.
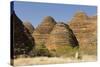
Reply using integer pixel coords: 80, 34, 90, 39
34, 16, 56, 34
71, 11, 89, 22
32, 16, 56, 47
23, 22, 34, 34
11, 11, 35, 59
46, 22, 79, 49
68, 11, 97, 55
31, 16, 79, 57
45, 22, 79, 56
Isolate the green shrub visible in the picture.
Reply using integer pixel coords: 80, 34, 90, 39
50, 45, 79, 57
35, 43, 51, 57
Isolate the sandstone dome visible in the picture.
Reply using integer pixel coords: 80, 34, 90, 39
71, 11, 89, 22
68, 12, 97, 55
45, 22, 79, 51
32, 16, 57, 46
34, 16, 56, 34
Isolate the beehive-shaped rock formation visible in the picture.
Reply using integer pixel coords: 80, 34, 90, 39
45, 22, 79, 56
32, 16, 56, 47
23, 22, 34, 34
71, 11, 88, 22
69, 11, 97, 55
34, 16, 56, 34
11, 11, 35, 59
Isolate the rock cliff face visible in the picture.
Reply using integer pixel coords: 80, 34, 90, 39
68, 11, 97, 55
32, 16, 57, 47
11, 11, 35, 59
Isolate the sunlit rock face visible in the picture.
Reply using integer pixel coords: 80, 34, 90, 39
71, 11, 89, 22
32, 16, 57, 47
68, 11, 97, 55
45, 22, 79, 56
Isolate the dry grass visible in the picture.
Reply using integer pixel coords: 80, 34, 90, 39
13, 54, 97, 66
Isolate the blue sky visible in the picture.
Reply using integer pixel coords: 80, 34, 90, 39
13, 1, 97, 28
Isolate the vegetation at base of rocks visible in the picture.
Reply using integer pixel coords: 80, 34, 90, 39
14, 44, 80, 59
14, 43, 52, 59
50, 45, 79, 57
12, 11, 35, 59
34, 43, 52, 57
13, 43, 35, 59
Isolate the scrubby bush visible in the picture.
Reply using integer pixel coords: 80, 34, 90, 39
50, 45, 79, 57
35, 43, 52, 57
